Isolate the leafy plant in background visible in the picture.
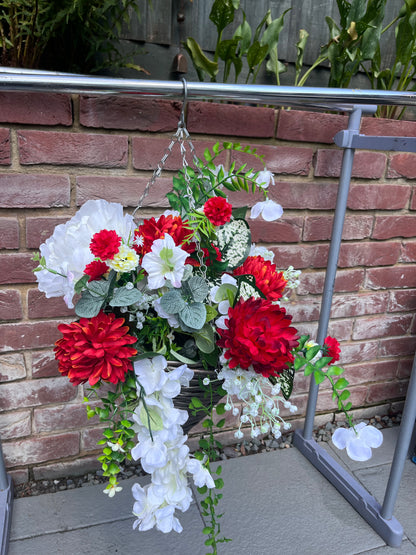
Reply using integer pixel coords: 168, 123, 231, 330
183, 0, 291, 84
0, 0, 147, 73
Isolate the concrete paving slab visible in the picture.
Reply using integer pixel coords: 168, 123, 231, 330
199, 449, 387, 555
355, 460, 416, 547
355, 540, 416, 554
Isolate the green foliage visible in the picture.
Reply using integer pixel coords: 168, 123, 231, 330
0, 0, 148, 73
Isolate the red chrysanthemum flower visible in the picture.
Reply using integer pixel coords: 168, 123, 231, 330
84, 260, 109, 282
233, 256, 287, 301
217, 297, 299, 378
203, 196, 232, 226
54, 312, 137, 386
90, 229, 121, 260
323, 336, 341, 365
133, 215, 195, 259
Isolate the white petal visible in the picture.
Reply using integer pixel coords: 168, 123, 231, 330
250, 202, 263, 219
331, 427, 350, 450
261, 200, 284, 221
359, 425, 383, 448
346, 435, 373, 462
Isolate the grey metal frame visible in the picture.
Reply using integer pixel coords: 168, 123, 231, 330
1, 67, 416, 550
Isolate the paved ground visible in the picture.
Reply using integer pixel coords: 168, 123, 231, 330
8, 427, 416, 555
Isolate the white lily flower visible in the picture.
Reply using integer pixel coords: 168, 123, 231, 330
332, 422, 383, 461
142, 233, 188, 289
250, 199, 284, 222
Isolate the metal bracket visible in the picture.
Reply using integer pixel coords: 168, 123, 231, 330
334, 130, 416, 153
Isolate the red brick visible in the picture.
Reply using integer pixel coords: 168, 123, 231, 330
346, 360, 399, 386
9, 469, 29, 484
231, 145, 314, 175
303, 215, 373, 241
361, 117, 416, 138
80, 96, 181, 131
18, 130, 128, 167
338, 340, 379, 364
188, 101, 275, 137
276, 109, 348, 144
0, 353, 26, 382
32, 350, 59, 378
315, 385, 367, 413
297, 269, 365, 295
373, 215, 416, 240
0, 320, 61, 351
33, 402, 99, 433
315, 149, 386, 179
0, 289, 23, 320
81, 426, 106, 452
387, 153, 416, 179
0, 376, 77, 410
132, 137, 227, 171
366, 266, 416, 289
0, 174, 70, 208
76, 175, 171, 208
3, 432, 79, 468
366, 380, 409, 404
0, 92, 72, 125
401, 241, 416, 262
338, 241, 401, 268
28, 288, 75, 319
348, 184, 410, 210
0, 128, 10, 165
285, 298, 321, 323
249, 217, 303, 244
327, 319, 353, 342
379, 336, 416, 357
270, 181, 337, 210
271, 243, 329, 269
397, 358, 414, 379
0, 410, 31, 440
330, 292, 389, 318
389, 289, 416, 312
0, 253, 36, 284
0, 218, 19, 249
25, 216, 69, 249
352, 314, 412, 340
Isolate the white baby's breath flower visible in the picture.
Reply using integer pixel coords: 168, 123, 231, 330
202, 377, 210, 386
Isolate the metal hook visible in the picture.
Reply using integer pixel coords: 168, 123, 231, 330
179, 77, 187, 128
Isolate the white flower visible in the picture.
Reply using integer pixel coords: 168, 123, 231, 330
203, 377, 210, 386
249, 243, 275, 262
142, 234, 188, 289
153, 297, 180, 328
332, 422, 383, 461
234, 429, 244, 439
255, 169, 275, 189
250, 199, 283, 222
36, 199, 135, 308
187, 458, 215, 489
134, 356, 168, 396
107, 441, 125, 453
103, 484, 123, 497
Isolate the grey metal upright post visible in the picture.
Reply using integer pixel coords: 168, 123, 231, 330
0, 437, 13, 555
293, 105, 404, 547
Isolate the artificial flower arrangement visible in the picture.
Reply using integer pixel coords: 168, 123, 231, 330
33, 141, 382, 550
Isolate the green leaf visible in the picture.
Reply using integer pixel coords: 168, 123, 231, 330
179, 302, 206, 330
209, 0, 236, 34
74, 274, 89, 294
160, 289, 186, 314
294, 356, 307, 371
203, 527, 213, 535
339, 389, 351, 401
199, 438, 209, 450
233, 12, 251, 54
109, 286, 142, 307
183, 37, 218, 81
313, 370, 326, 385
191, 397, 203, 408
216, 403, 226, 415
194, 323, 215, 353
247, 40, 268, 71
335, 377, 349, 390
186, 276, 210, 303
87, 279, 112, 298
75, 290, 105, 318
217, 418, 226, 428
305, 345, 321, 361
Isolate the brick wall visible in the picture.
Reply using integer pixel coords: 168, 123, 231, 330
1, 92, 416, 485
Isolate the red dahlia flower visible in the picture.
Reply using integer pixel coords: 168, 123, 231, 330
217, 297, 299, 378
203, 197, 232, 226
90, 229, 121, 260
133, 215, 195, 258
54, 312, 137, 386
323, 336, 341, 365
84, 260, 109, 282
233, 256, 287, 301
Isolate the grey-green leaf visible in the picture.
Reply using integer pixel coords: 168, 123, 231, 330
179, 302, 206, 330
187, 276, 210, 303
160, 289, 186, 314
109, 287, 142, 307
75, 291, 104, 318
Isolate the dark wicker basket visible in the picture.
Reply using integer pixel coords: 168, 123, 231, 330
171, 363, 224, 433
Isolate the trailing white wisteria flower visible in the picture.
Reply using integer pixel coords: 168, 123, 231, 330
332, 422, 383, 461
35, 199, 135, 308
142, 233, 188, 289
250, 199, 284, 221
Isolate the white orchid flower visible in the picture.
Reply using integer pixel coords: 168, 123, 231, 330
142, 233, 188, 289
250, 199, 284, 221
332, 422, 383, 461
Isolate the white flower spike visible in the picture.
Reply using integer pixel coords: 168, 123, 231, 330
332, 422, 383, 461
